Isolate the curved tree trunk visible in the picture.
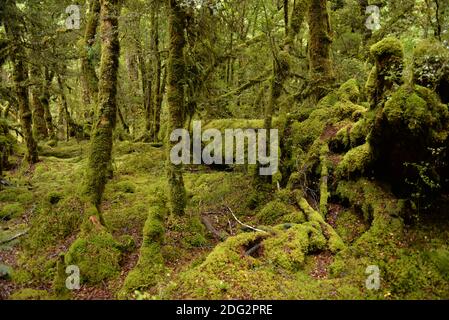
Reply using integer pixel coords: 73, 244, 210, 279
166, 0, 187, 215
84, 0, 121, 218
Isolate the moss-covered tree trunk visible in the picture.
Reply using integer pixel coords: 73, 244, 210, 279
166, 0, 187, 215
84, 0, 120, 215
307, 0, 335, 103
42, 67, 55, 139
57, 76, 73, 141
81, 0, 101, 106
30, 66, 48, 140
152, 2, 163, 142
4, 0, 38, 164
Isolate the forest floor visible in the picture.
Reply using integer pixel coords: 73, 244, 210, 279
1, 139, 449, 300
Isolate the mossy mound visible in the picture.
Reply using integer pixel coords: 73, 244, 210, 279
0, 203, 24, 220
65, 230, 122, 284
9, 288, 52, 300
257, 200, 293, 225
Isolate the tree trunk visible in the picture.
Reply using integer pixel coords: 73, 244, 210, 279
81, 0, 101, 105
4, 0, 38, 164
84, 0, 121, 215
30, 66, 48, 140
166, 0, 187, 215
57, 76, 72, 142
42, 67, 55, 139
152, 2, 163, 142
307, 0, 335, 103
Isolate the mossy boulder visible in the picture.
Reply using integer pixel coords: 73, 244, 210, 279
65, 231, 122, 284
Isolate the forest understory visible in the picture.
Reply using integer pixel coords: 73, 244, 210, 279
1, 0, 449, 300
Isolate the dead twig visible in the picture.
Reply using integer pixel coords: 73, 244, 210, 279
225, 206, 268, 234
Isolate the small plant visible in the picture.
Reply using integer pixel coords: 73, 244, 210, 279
404, 147, 446, 216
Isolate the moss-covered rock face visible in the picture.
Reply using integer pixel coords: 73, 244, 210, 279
65, 231, 122, 284
412, 40, 449, 104
368, 84, 449, 196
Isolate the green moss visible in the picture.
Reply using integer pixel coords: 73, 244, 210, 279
370, 37, 404, 60
336, 143, 373, 179
11, 269, 33, 284
0, 203, 24, 219
257, 200, 292, 225
426, 249, 449, 281
296, 195, 346, 253
333, 101, 366, 121
319, 144, 330, 216
349, 118, 369, 147
183, 215, 207, 247
264, 223, 326, 271
119, 203, 168, 298
337, 79, 360, 103
23, 196, 84, 253
383, 85, 448, 135
9, 288, 52, 300
113, 180, 136, 193
65, 231, 122, 284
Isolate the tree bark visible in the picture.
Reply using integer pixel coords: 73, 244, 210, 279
84, 0, 121, 214
307, 0, 335, 104
30, 66, 48, 139
166, 0, 187, 215
42, 67, 55, 139
81, 0, 101, 105
152, 2, 163, 142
